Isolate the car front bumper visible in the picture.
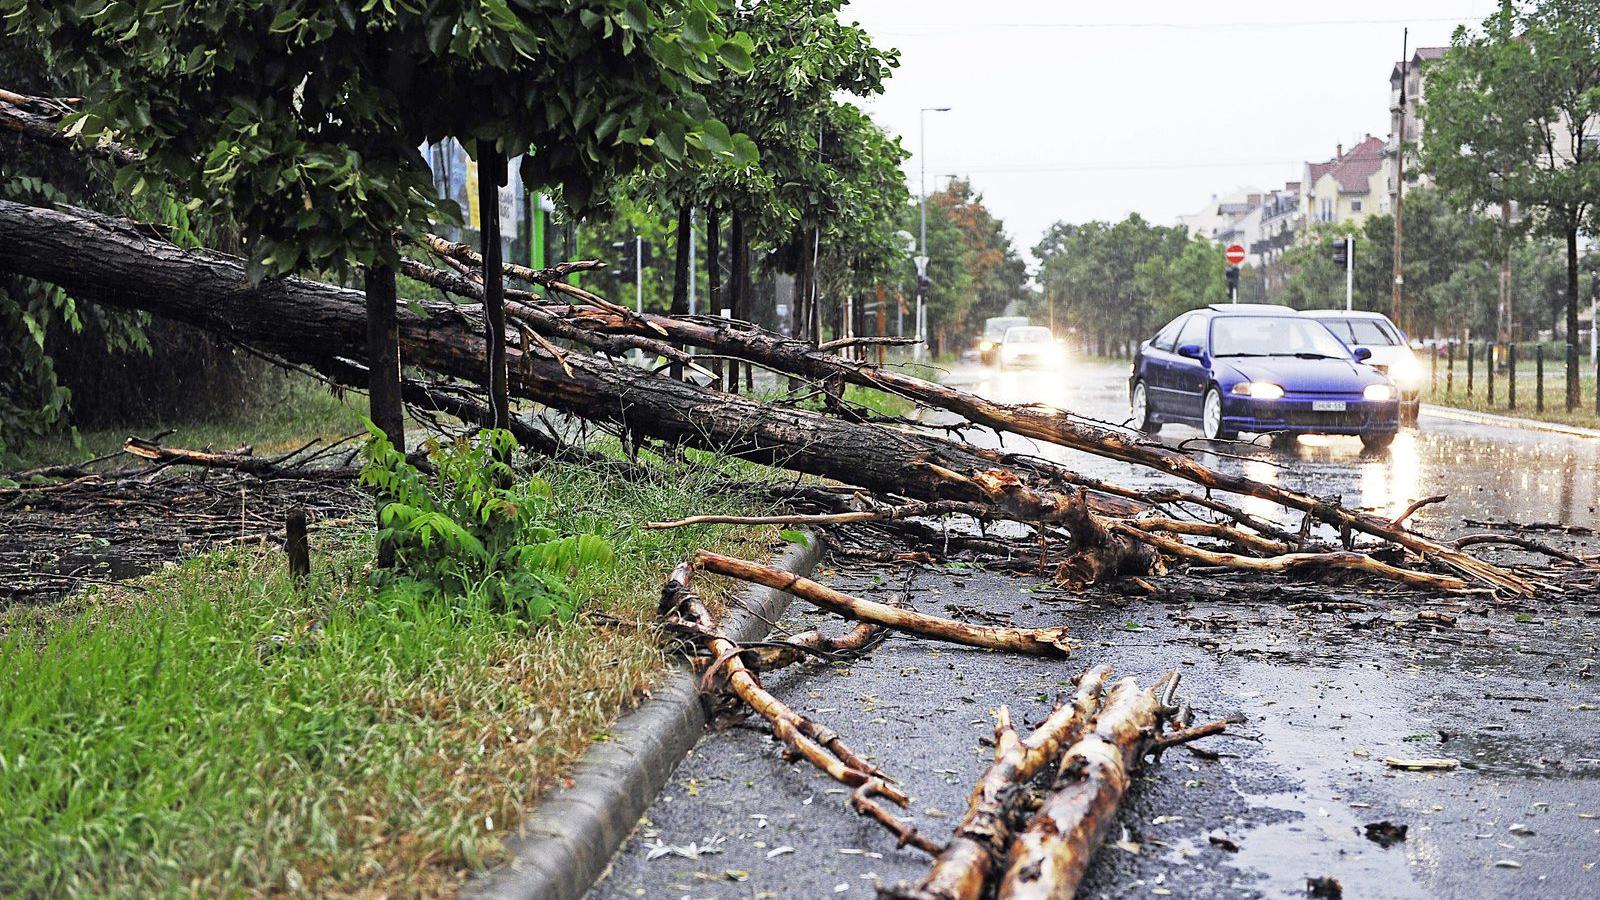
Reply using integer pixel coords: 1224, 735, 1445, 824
1224, 394, 1400, 435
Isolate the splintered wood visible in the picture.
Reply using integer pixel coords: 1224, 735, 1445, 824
665, 555, 1228, 900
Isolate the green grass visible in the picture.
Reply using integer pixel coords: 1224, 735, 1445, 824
1423, 364, 1600, 429
8, 374, 369, 471
0, 452, 777, 897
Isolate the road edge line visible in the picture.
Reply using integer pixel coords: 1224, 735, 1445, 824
462, 531, 824, 900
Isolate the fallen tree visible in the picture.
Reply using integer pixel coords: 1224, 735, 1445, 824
0, 198, 1531, 596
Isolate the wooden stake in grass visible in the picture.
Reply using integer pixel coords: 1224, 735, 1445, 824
692, 549, 1074, 656
286, 507, 310, 583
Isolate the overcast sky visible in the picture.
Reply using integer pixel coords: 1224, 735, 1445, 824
844, 0, 1502, 260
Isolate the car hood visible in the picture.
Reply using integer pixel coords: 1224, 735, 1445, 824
1218, 356, 1383, 392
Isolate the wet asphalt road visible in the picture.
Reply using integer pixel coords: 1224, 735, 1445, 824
590, 359, 1600, 900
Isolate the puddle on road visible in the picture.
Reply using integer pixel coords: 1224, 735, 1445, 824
1220, 661, 1442, 898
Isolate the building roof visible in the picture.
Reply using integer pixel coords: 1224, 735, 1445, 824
1306, 136, 1386, 195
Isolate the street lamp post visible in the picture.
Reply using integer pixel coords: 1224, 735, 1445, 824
917, 106, 951, 363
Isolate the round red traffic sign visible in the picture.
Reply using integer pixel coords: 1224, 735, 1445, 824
1224, 244, 1247, 266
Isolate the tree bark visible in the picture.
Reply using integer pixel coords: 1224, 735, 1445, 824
363, 259, 404, 567
693, 550, 1074, 655
732, 208, 753, 389
476, 141, 510, 428
670, 206, 692, 380
1565, 221, 1580, 411
0, 200, 1141, 526
707, 203, 730, 390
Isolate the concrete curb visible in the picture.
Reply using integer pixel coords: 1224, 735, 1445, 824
1419, 403, 1600, 439
464, 533, 823, 900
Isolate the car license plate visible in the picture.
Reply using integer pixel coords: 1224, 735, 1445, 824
1312, 400, 1347, 412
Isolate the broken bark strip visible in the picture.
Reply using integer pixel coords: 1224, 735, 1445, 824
0, 201, 1142, 529
890, 665, 1115, 900
1113, 522, 1471, 592
661, 562, 943, 854
693, 549, 1075, 656
1133, 516, 1291, 556
997, 675, 1173, 900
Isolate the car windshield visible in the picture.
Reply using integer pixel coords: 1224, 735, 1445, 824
1211, 316, 1352, 359
1004, 326, 1053, 344
1312, 316, 1402, 346
984, 318, 1029, 339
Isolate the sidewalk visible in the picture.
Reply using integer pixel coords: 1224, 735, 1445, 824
1419, 403, 1600, 439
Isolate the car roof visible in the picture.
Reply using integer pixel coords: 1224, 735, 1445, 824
1301, 309, 1391, 320
1202, 303, 1301, 316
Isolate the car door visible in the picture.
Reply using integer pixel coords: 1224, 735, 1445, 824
1167, 315, 1211, 418
1141, 315, 1188, 412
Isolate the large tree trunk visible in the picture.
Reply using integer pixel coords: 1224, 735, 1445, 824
0, 200, 1139, 523
476, 141, 511, 428
707, 203, 729, 391
1565, 221, 1580, 411
731, 208, 753, 390
364, 259, 404, 568
670, 206, 692, 380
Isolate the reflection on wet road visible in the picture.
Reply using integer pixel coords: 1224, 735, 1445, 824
944, 360, 1600, 534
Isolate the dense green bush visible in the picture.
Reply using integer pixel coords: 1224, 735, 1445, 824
361, 426, 613, 622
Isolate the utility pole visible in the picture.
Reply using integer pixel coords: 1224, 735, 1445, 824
688, 209, 696, 317
917, 106, 951, 362
635, 234, 643, 315
1392, 28, 1408, 328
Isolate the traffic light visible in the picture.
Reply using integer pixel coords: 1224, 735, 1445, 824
1224, 266, 1240, 293
1331, 237, 1351, 267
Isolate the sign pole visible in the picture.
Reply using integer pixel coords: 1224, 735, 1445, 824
1346, 237, 1354, 312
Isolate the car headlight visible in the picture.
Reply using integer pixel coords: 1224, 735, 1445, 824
1363, 383, 1395, 401
1388, 355, 1423, 388
979, 340, 994, 351
1232, 382, 1285, 400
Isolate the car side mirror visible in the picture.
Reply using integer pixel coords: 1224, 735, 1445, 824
1177, 343, 1204, 360
1353, 347, 1372, 362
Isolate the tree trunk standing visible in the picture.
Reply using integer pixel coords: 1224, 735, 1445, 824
707, 203, 729, 390
795, 230, 812, 342
476, 141, 510, 429
1565, 222, 1580, 411
364, 260, 404, 568
732, 209, 753, 390
670, 207, 692, 380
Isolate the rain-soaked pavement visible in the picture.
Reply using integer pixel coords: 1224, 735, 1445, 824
591, 359, 1600, 900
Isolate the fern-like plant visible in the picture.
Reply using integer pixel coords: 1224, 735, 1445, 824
360, 424, 613, 622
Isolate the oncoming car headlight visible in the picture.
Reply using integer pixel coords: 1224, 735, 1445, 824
1388, 355, 1423, 388
1363, 383, 1396, 402
1232, 382, 1285, 400
979, 340, 995, 352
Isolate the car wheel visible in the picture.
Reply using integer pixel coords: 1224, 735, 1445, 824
1361, 430, 1397, 451
1131, 381, 1160, 435
1201, 387, 1236, 441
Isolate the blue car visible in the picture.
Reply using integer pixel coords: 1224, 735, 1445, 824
1128, 304, 1400, 449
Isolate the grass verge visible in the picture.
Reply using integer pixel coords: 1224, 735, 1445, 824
0, 452, 778, 897
8, 373, 370, 471
1423, 368, 1600, 430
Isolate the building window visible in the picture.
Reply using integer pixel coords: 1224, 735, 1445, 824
1351, 200, 1363, 212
